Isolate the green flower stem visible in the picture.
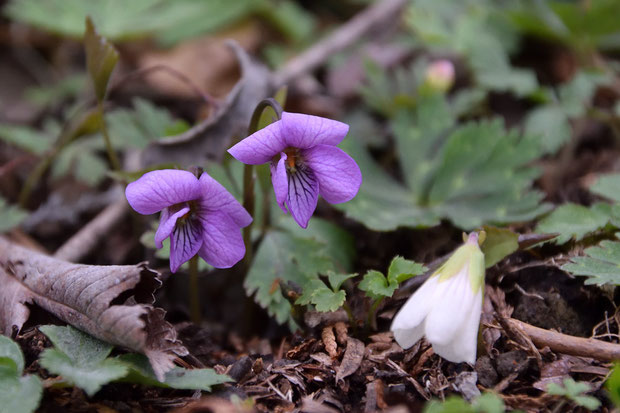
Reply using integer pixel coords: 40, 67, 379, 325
97, 102, 121, 172
188, 255, 201, 324
242, 163, 255, 267
367, 297, 384, 330
242, 98, 283, 270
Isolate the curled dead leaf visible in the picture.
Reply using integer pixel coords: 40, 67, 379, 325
335, 337, 364, 383
0, 237, 187, 380
141, 41, 274, 168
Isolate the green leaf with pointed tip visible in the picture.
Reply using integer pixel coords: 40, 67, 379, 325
358, 270, 393, 300
590, 173, 620, 203
40, 348, 128, 396
310, 285, 346, 313
0, 336, 43, 413
561, 240, 620, 285
84, 16, 118, 103
327, 272, 357, 292
337, 99, 551, 231
39, 325, 128, 396
118, 354, 232, 390
0, 197, 28, 233
387, 256, 426, 284
536, 203, 610, 244
245, 230, 333, 329
0, 123, 54, 155
480, 226, 519, 268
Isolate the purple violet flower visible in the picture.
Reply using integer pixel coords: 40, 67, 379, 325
228, 112, 362, 228
125, 169, 252, 272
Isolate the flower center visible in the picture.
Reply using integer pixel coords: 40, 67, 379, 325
171, 201, 197, 226
284, 147, 301, 172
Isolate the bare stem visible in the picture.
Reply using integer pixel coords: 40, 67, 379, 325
241, 98, 283, 270
188, 256, 201, 324
97, 102, 121, 172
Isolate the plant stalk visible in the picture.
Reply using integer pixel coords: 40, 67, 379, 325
97, 102, 121, 172
188, 256, 201, 324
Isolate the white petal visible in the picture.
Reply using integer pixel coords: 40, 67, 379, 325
431, 290, 482, 364
424, 266, 476, 346
393, 323, 425, 349
390, 276, 439, 349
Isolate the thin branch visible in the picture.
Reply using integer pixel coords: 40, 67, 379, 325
508, 318, 620, 361
53, 199, 129, 262
273, 0, 409, 86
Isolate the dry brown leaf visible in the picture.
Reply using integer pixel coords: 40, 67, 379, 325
335, 337, 365, 383
0, 236, 187, 380
322, 325, 338, 358
141, 41, 274, 168
139, 23, 262, 99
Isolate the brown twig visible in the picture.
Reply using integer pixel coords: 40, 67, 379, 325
508, 318, 620, 361
273, 0, 409, 86
53, 199, 129, 262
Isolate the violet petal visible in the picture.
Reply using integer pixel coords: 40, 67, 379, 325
280, 112, 349, 149
198, 172, 252, 227
169, 219, 203, 273
286, 167, 319, 228
227, 121, 286, 165
197, 211, 246, 268
125, 169, 201, 215
303, 144, 362, 204
155, 205, 190, 248
270, 153, 288, 213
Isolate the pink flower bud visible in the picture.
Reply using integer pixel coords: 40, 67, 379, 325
425, 60, 455, 92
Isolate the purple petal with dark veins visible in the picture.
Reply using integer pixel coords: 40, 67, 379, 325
155, 205, 190, 248
286, 166, 319, 228
125, 169, 201, 215
198, 211, 246, 268
169, 219, 203, 273
198, 172, 252, 227
280, 112, 349, 149
303, 144, 362, 204
227, 121, 286, 165
270, 153, 288, 213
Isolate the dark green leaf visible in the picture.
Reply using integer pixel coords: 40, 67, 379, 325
39, 325, 128, 396
0, 336, 42, 413
327, 272, 357, 292
590, 173, 620, 203
118, 354, 232, 390
0, 336, 24, 374
84, 16, 119, 103
387, 256, 426, 284
480, 226, 519, 268
561, 240, 620, 285
524, 105, 571, 154
358, 270, 393, 299
536, 203, 610, 244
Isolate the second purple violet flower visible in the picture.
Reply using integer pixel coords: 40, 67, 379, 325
228, 112, 362, 228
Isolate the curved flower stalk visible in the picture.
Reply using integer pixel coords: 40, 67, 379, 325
228, 112, 362, 228
125, 169, 252, 272
391, 232, 485, 364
